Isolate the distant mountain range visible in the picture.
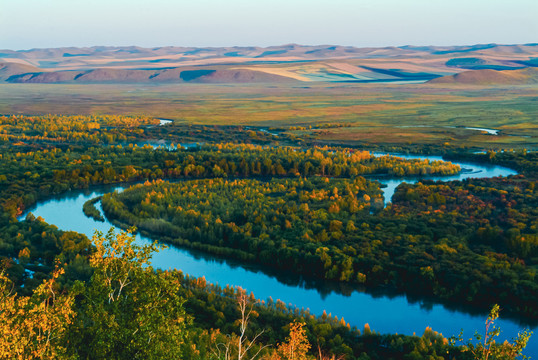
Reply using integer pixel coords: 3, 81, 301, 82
1, 43, 537, 84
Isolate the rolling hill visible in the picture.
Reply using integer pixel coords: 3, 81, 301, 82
1, 43, 537, 84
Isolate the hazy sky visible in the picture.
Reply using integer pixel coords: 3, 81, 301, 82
1, 0, 537, 50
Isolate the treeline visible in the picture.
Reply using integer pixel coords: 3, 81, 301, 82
0, 115, 288, 148
0, 114, 157, 145
0, 143, 460, 219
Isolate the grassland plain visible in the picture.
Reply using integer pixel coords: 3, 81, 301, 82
0, 82, 536, 150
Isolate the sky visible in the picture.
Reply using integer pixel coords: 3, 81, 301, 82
1, 0, 537, 50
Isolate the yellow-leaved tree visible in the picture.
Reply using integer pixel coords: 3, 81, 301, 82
0, 266, 76, 360
275, 321, 311, 360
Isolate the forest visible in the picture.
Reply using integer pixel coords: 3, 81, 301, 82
99, 172, 538, 319
0, 114, 535, 359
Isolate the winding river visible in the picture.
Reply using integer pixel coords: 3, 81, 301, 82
20, 153, 537, 355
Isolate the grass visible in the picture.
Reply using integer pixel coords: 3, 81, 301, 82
0, 82, 536, 150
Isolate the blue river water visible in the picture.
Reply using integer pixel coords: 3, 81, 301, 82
20, 153, 536, 356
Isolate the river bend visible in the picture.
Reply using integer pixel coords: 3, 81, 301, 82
20, 153, 537, 355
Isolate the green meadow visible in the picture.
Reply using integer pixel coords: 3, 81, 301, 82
0, 82, 536, 150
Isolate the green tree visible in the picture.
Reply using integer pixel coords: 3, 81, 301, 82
68, 229, 190, 360
212, 288, 268, 360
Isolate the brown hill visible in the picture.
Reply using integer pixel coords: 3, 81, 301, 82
0, 62, 43, 81
428, 68, 538, 85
